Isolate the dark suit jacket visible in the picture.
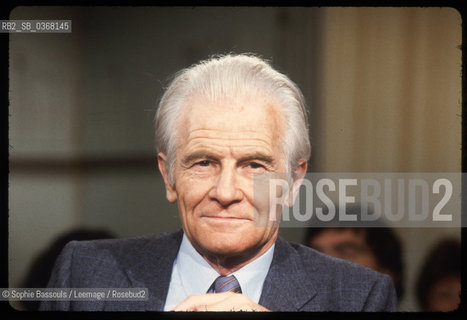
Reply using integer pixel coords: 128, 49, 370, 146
39, 230, 397, 311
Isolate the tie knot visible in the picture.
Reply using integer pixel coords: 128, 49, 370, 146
212, 275, 242, 293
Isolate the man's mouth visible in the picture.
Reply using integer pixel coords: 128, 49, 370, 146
202, 215, 249, 220
201, 211, 252, 222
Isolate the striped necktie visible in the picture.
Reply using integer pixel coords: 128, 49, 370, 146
208, 275, 242, 293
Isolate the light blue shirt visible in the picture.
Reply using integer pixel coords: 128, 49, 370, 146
164, 234, 275, 311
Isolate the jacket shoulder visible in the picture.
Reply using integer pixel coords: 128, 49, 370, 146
281, 239, 397, 311
67, 231, 182, 261
50, 230, 182, 288
40, 231, 183, 311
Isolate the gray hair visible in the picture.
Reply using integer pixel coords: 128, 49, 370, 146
155, 53, 311, 186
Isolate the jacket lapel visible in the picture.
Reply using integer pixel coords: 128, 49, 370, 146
124, 230, 183, 311
259, 236, 320, 311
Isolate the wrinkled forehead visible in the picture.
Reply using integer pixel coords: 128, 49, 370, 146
177, 93, 286, 143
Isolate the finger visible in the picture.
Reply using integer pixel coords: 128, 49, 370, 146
172, 292, 236, 311
206, 298, 270, 312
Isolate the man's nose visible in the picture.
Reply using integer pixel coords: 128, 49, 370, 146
210, 167, 243, 207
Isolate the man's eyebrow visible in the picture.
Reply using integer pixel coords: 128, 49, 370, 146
238, 153, 275, 165
181, 152, 219, 164
181, 152, 275, 165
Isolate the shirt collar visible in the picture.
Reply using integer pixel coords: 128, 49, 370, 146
231, 242, 275, 302
176, 233, 275, 301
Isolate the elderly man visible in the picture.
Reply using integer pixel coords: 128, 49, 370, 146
40, 54, 396, 311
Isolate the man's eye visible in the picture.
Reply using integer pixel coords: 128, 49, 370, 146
248, 162, 264, 169
197, 160, 211, 167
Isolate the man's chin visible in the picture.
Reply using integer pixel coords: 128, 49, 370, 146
196, 236, 254, 257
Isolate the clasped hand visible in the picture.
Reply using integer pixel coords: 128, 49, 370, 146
172, 292, 270, 312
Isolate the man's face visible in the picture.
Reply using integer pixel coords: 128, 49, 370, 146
308, 229, 379, 270
160, 94, 289, 260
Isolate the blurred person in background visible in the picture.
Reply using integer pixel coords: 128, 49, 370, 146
416, 238, 461, 312
305, 224, 404, 305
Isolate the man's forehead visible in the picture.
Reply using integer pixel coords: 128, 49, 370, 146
182, 92, 283, 115
187, 128, 274, 141
178, 95, 285, 139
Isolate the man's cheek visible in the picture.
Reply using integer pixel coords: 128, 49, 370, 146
252, 176, 288, 227
180, 181, 213, 202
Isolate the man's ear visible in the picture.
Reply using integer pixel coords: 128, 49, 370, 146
157, 152, 177, 203
286, 160, 307, 207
